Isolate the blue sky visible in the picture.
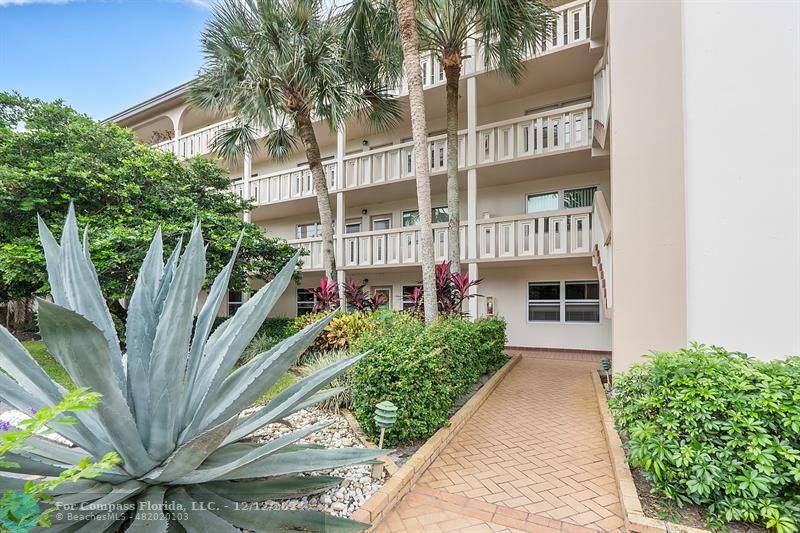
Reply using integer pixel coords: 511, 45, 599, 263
0, 0, 211, 119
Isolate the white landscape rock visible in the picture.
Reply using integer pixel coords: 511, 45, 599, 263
247, 407, 386, 518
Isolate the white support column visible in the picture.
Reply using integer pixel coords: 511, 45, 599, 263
336, 125, 347, 308
173, 126, 181, 158
468, 263, 480, 319
466, 75, 478, 260
242, 146, 252, 223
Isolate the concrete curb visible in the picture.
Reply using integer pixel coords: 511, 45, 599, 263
351, 355, 521, 531
590, 371, 709, 533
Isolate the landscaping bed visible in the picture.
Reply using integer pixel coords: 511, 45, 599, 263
604, 345, 800, 533
246, 406, 385, 518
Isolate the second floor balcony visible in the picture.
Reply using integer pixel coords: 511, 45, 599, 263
232, 101, 592, 205
291, 206, 594, 271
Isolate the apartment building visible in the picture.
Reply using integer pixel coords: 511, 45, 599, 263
107, 0, 800, 371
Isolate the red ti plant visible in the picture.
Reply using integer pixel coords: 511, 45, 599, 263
412, 261, 482, 316
344, 279, 387, 312
311, 276, 340, 311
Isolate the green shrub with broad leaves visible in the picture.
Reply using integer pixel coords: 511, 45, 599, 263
0, 205, 380, 532
609, 344, 800, 532
352, 313, 507, 444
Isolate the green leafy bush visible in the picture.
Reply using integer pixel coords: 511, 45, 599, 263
298, 350, 356, 413
609, 344, 800, 532
352, 313, 507, 444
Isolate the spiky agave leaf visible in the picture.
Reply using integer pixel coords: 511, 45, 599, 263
0, 206, 376, 532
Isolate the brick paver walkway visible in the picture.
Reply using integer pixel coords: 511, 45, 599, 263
376, 354, 624, 532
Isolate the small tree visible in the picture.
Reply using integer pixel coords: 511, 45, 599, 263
0, 92, 296, 322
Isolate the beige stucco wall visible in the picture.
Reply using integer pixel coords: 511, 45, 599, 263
478, 261, 610, 350
681, 0, 800, 359
262, 261, 610, 352
607, 0, 687, 371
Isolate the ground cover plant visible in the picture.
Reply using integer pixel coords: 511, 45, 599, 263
609, 344, 800, 532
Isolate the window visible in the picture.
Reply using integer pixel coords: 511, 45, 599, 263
563, 187, 597, 209
296, 288, 316, 316
402, 206, 448, 227
401, 285, 420, 311
228, 290, 244, 316
527, 192, 559, 213
373, 287, 392, 309
345, 219, 362, 234
527, 186, 598, 213
371, 215, 392, 231
296, 222, 320, 239
565, 281, 600, 322
527, 281, 600, 323
528, 282, 561, 322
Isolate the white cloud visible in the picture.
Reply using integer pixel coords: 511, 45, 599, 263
0, 0, 74, 5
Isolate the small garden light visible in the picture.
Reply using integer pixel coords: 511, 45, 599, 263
371, 401, 397, 480
600, 357, 611, 391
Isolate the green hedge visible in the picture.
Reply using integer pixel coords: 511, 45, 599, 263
352, 313, 507, 444
609, 344, 800, 532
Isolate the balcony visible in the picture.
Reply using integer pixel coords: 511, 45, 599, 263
150, 0, 591, 163
237, 101, 591, 206
290, 207, 593, 271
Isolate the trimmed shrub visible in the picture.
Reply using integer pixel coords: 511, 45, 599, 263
352, 313, 507, 444
609, 344, 800, 532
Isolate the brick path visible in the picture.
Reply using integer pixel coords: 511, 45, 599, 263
375, 354, 624, 532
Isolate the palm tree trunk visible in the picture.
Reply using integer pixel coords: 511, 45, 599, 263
395, 0, 437, 323
296, 111, 337, 281
444, 53, 462, 273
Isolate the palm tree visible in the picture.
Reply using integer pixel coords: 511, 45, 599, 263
417, 0, 553, 272
190, 0, 399, 282
341, 0, 439, 323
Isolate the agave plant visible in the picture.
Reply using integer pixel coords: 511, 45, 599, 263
0, 205, 381, 531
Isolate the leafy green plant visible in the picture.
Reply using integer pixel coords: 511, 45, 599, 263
0, 92, 297, 309
0, 389, 121, 531
292, 311, 377, 352
609, 344, 800, 532
0, 206, 380, 531
298, 350, 357, 413
352, 313, 507, 444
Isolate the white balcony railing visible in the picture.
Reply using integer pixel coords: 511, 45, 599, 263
290, 208, 592, 271
393, 0, 591, 93
150, 0, 591, 162
476, 101, 591, 166
232, 101, 591, 206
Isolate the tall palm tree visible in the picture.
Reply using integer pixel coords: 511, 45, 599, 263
341, 0, 439, 323
416, 0, 553, 271
190, 0, 399, 282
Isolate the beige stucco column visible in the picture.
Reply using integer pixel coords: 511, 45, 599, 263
607, 0, 687, 371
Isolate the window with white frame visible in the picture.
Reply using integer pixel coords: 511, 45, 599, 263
527, 281, 600, 323
401, 285, 420, 311
296, 288, 316, 316
296, 222, 321, 239
402, 206, 448, 227
527, 282, 561, 322
565, 281, 600, 322
526, 186, 597, 214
